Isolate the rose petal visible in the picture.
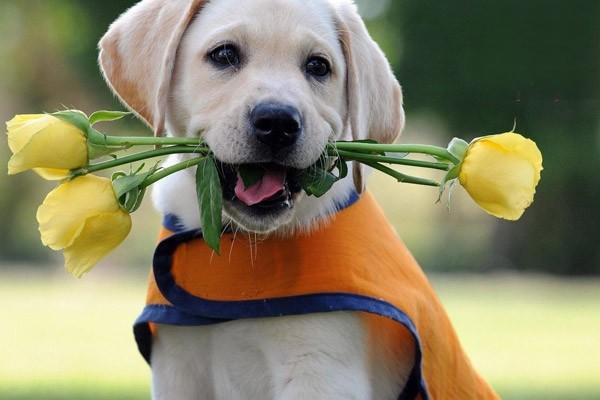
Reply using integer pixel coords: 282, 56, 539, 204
37, 175, 122, 250
64, 211, 132, 278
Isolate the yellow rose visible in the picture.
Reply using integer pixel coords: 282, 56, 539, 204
6, 114, 88, 180
36, 175, 132, 277
458, 132, 543, 221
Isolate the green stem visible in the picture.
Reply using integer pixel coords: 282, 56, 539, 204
78, 132, 452, 190
333, 149, 450, 171
88, 131, 203, 147
89, 129, 460, 166
90, 130, 459, 164
74, 145, 209, 175
364, 161, 441, 187
330, 142, 460, 164
142, 157, 206, 188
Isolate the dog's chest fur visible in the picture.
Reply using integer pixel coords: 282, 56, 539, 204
148, 158, 414, 399
151, 312, 408, 400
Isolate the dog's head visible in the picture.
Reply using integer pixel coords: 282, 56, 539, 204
99, 0, 404, 233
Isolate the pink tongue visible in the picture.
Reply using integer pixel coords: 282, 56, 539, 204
235, 169, 286, 206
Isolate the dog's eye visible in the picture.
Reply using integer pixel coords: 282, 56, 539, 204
305, 56, 331, 78
208, 44, 241, 69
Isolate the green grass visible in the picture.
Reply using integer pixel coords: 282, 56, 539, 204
431, 274, 600, 399
0, 269, 151, 399
1, 269, 599, 399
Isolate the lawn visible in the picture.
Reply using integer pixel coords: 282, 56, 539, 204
1, 269, 599, 399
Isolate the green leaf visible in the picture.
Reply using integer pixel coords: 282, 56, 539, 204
335, 157, 349, 180
126, 187, 147, 213
52, 110, 90, 134
112, 173, 148, 213
86, 127, 133, 160
111, 165, 157, 213
196, 157, 223, 254
298, 156, 350, 198
89, 110, 131, 126
437, 164, 462, 203
111, 171, 127, 181
238, 165, 264, 188
87, 143, 118, 160
444, 164, 461, 182
112, 173, 149, 199
300, 166, 338, 197
447, 137, 469, 161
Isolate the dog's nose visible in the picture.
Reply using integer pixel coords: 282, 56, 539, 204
251, 103, 302, 151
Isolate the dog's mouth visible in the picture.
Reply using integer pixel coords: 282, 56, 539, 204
218, 162, 303, 215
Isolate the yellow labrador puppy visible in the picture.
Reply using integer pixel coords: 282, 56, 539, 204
100, 0, 415, 399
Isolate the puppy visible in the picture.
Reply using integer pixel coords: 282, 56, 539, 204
99, 1, 498, 399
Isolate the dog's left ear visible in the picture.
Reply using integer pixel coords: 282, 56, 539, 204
333, 1, 405, 192
98, 0, 207, 137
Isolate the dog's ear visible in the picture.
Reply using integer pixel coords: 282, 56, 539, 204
333, 1, 405, 192
99, 0, 206, 136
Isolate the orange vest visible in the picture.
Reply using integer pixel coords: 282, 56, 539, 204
135, 193, 499, 400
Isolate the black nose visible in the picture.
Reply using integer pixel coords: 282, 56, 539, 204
251, 103, 302, 151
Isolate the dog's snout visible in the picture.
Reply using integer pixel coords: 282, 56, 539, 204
251, 103, 302, 151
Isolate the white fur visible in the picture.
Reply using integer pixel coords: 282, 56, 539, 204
152, 314, 372, 400
100, 0, 411, 398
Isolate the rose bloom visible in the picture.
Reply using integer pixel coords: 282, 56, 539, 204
459, 132, 543, 221
6, 114, 88, 180
37, 175, 132, 277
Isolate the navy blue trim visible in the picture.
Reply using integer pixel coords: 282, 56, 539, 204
134, 305, 426, 400
162, 214, 186, 233
400, 357, 424, 400
335, 189, 360, 212
134, 305, 231, 364
140, 190, 428, 398
136, 304, 228, 327
139, 228, 430, 399
133, 322, 153, 364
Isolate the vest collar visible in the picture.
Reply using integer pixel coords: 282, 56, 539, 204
136, 191, 499, 400
162, 190, 361, 233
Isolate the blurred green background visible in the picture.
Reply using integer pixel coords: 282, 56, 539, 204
0, 0, 598, 399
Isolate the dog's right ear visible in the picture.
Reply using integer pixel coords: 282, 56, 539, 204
98, 0, 206, 136
332, 1, 405, 193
